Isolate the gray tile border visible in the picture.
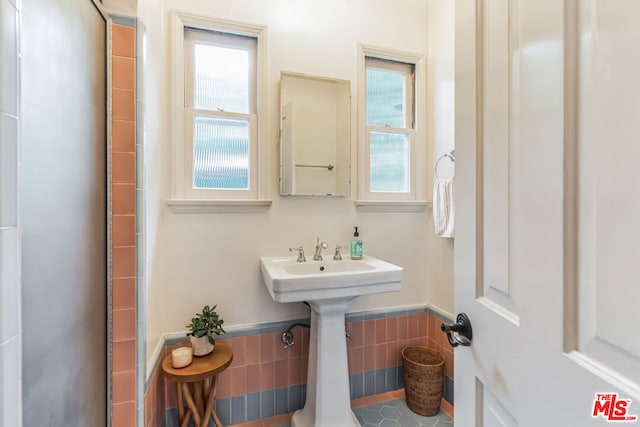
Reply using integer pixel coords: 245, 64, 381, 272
375, 369, 387, 394
443, 375, 454, 405
288, 384, 304, 413
346, 307, 425, 323
260, 389, 275, 419
163, 304, 449, 345
364, 370, 376, 396
135, 20, 145, 102
246, 392, 261, 421
386, 366, 398, 391
215, 397, 231, 425
159, 366, 450, 425
351, 372, 364, 399
275, 387, 289, 415
231, 395, 246, 425
109, 13, 136, 27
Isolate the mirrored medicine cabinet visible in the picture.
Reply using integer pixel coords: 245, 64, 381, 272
279, 71, 351, 196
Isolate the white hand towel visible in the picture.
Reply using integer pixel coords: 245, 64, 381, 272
433, 177, 454, 238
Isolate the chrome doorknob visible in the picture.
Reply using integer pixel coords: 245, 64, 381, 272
441, 313, 473, 347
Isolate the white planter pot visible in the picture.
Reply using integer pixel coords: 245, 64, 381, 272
190, 336, 215, 356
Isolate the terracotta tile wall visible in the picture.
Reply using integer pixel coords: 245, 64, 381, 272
111, 23, 138, 427
215, 330, 311, 400
144, 310, 454, 426
355, 312, 451, 379
144, 363, 165, 427
426, 312, 455, 381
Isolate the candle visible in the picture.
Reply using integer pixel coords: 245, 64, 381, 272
171, 346, 193, 369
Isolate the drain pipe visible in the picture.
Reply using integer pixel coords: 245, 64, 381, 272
281, 323, 310, 348
282, 302, 353, 349
281, 322, 353, 348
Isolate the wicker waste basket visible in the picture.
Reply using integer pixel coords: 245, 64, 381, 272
402, 346, 444, 416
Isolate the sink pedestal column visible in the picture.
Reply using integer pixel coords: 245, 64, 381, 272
291, 297, 360, 427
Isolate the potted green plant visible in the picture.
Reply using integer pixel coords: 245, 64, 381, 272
186, 305, 225, 356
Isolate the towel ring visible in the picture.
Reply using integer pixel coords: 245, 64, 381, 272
435, 150, 455, 179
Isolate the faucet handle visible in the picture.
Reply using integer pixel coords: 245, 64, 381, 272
289, 246, 306, 263
313, 238, 328, 261
333, 244, 343, 261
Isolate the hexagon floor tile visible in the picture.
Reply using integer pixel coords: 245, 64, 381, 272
274, 398, 453, 427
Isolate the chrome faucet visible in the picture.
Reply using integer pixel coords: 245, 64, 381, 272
313, 238, 328, 261
333, 244, 343, 261
290, 246, 306, 263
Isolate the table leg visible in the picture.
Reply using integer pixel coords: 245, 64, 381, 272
176, 383, 185, 421
182, 382, 202, 427
211, 376, 224, 427
194, 380, 204, 415
202, 378, 211, 419
201, 376, 217, 427
212, 410, 224, 427
179, 411, 191, 427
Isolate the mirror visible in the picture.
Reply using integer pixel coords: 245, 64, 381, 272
279, 72, 351, 196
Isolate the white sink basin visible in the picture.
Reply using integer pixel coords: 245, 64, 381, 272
260, 255, 403, 303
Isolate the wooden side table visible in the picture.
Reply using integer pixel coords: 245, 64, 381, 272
161, 343, 233, 427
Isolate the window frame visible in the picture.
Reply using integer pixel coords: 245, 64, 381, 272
357, 44, 428, 211
168, 12, 270, 212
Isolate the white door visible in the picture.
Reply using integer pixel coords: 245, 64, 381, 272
454, 1, 640, 426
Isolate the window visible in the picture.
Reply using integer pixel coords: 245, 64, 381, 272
185, 29, 256, 192
168, 13, 270, 212
357, 46, 427, 210
366, 57, 414, 193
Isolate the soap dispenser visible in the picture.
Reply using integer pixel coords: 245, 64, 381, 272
350, 226, 363, 259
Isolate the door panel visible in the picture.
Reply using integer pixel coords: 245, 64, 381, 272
21, 0, 107, 425
479, 0, 520, 319
572, 0, 640, 391
455, 0, 640, 425
479, 379, 518, 427
455, 0, 528, 421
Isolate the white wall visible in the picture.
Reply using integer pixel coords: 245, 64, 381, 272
101, 0, 136, 16
137, 0, 166, 366
426, 0, 455, 315
141, 0, 456, 362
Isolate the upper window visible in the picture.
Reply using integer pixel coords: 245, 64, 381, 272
168, 13, 269, 212
357, 46, 426, 209
365, 57, 415, 193
185, 29, 256, 194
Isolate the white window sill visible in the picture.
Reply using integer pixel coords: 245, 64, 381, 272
165, 198, 272, 213
354, 200, 430, 212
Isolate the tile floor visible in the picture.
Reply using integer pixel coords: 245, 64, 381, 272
269, 400, 452, 427
229, 389, 453, 427
352, 399, 453, 427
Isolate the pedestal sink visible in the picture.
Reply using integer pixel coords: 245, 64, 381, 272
260, 255, 403, 427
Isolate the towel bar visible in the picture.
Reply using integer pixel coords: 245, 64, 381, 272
434, 150, 455, 179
